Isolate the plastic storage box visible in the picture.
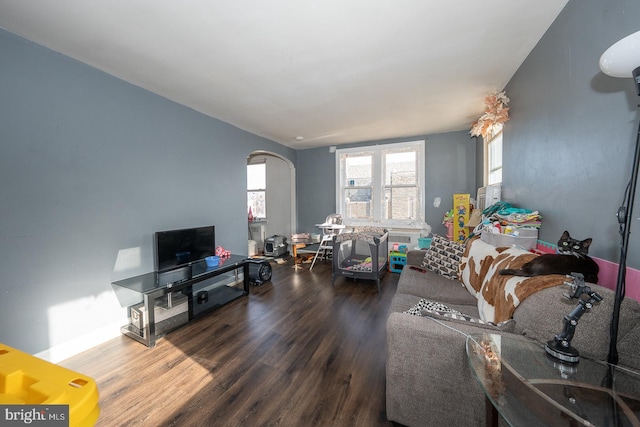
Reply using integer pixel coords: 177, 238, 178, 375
480, 228, 539, 250
418, 237, 432, 249
389, 251, 407, 273
0, 343, 100, 426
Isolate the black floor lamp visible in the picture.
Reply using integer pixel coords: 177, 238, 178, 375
599, 30, 640, 365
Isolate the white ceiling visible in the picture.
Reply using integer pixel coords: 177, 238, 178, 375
0, 0, 569, 149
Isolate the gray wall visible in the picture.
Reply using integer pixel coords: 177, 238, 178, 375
296, 132, 476, 236
296, 145, 338, 232
264, 155, 294, 238
502, 0, 640, 269
0, 28, 295, 356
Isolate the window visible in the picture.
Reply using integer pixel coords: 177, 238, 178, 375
485, 130, 502, 185
247, 162, 266, 219
336, 140, 425, 228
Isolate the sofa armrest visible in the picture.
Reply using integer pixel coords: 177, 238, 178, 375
406, 249, 426, 266
386, 312, 518, 426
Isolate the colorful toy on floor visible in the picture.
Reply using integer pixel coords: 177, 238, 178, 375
389, 251, 407, 273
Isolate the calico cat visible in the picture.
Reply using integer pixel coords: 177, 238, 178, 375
499, 231, 599, 283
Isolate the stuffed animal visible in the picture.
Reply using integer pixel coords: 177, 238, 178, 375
215, 245, 231, 258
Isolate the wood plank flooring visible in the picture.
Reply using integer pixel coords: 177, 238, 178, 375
61, 258, 401, 427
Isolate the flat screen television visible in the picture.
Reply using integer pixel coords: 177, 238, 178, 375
154, 226, 216, 272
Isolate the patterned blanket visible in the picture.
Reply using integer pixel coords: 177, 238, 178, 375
459, 237, 565, 323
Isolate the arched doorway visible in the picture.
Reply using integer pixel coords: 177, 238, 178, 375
247, 151, 296, 252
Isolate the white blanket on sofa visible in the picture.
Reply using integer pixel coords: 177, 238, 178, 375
459, 237, 565, 323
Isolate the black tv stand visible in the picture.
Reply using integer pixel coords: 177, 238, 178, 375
111, 255, 250, 347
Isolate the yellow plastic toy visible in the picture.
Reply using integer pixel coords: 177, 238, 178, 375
0, 343, 100, 426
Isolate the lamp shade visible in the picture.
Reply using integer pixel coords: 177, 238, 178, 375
599, 30, 640, 78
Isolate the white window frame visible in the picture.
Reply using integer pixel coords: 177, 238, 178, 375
484, 129, 503, 186
247, 162, 266, 219
335, 140, 426, 229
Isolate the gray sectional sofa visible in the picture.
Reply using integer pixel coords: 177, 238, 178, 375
385, 237, 640, 427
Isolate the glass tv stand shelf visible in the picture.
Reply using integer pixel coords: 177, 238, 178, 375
112, 254, 250, 347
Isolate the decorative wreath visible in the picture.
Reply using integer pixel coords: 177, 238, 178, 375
470, 91, 510, 138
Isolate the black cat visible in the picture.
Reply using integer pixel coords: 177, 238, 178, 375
499, 231, 599, 283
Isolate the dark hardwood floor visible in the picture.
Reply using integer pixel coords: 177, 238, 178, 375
61, 257, 401, 427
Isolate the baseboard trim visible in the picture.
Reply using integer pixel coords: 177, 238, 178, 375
35, 322, 122, 363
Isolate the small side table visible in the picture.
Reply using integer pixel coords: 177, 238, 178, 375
290, 234, 319, 270
466, 333, 640, 426
290, 240, 308, 269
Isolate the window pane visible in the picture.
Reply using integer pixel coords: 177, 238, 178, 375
344, 188, 372, 219
383, 187, 418, 220
344, 155, 372, 186
384, 151, 416, 185
247, 163, 266, 190
335, 140, 425, 227
487, 133, 502, 185
489, 168, 502, 185
247, 191, 266, 218
489, 137, 502, 168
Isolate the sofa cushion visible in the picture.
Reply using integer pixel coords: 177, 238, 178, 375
458, 236, 500, 297
385, 312, 489, 427
406, 249, 427, 266
617, 323, 640, 371
421, 235, 465, 279
478, 247, 565, 323
396, 268, 477, 306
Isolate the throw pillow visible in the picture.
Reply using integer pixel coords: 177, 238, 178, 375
404, 298, 517, 331
406, 300, 484, 328
421, 235, 465, 280
404, 298, 458, 316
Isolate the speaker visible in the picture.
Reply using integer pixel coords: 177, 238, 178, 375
247, 260, 272, 285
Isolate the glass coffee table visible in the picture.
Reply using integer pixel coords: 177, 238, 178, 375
466, 333, 640, 426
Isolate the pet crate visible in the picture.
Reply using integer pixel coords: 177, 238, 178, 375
264, 235, 288, 257
332, 227, 388, 291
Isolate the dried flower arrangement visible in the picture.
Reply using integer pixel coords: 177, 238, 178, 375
470, 91, 510, 138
